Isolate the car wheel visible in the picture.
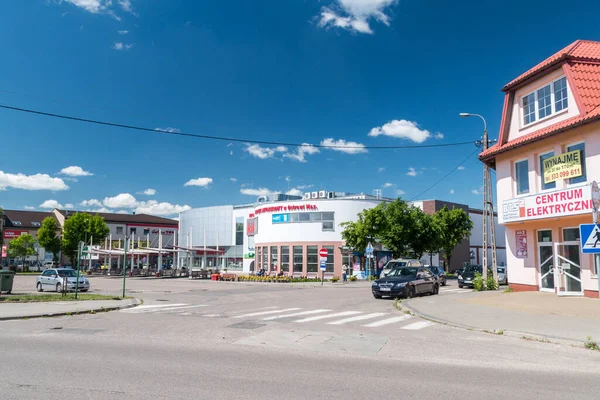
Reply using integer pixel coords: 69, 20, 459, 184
56, 283, 62, 293
433, 284, 440, 295
442, 278, 447, 286
81, 289, 88, 292
36, 282, 43, 292
373, 294, 382, 299
407, 285, 415, 299
458, 283, 463, 288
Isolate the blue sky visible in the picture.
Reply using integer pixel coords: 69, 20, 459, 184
1, 0, 599, 217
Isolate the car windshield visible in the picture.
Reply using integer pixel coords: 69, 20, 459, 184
466, 266, 483, 273
387, 267, 418, 277
385, 261, 407, 269
57, 270, 76, 277
498, 267, 506, 274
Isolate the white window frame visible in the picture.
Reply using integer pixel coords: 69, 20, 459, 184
513, 158, 530, 196
521, 76, 569, 128
565, 140, 586, 186
561, 226, 580, 243
539, 151, 557, 192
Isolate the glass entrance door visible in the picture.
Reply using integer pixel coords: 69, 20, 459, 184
555, 232, 583, 296
538, 230, 554, 292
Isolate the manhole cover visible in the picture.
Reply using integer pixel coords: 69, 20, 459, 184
227, 321, 266, 330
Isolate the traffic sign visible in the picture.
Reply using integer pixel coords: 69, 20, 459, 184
320, 259, 327, 270
365, 242, 374, 258
319, 248, 328, 258
580, 224, 600, 254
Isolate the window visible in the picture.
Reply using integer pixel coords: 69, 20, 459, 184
307, 246, 319, 273
290, 213, 299, 222
263, 248, 268, 271
130, 228, 137, 235
515, 159, 529, 195
537, 230, 552, 243
143, 228, 150, 236
554, 77, 568, 112
563, 228, 580, 242
523, 93, 536, 125
310, 212, 322, 222
31, 222, 41, 227
522, 76, 569, 126
235, 217, 244, 245
540, 152, 556, 190
298, 213, 310, 222
281, 246, 290, 273
324, 245, 334, 273
116, 227, 124, 234
322, 212, 334, 221
257, 247, 262, 270
567, 143, 586, 184
293, 246, 303, 274
322, 221, 334, 231
270, 246, 278, 270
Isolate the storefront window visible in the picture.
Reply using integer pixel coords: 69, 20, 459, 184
293, 246, 303, 274
270, 246, 278, 271
324, 245, 334, 273
563, 228, 580, 242
257, 247, 262, 270
540, 152, 556, 191
263, 248, 268, 271
567, 143, 586, 185
307, 246, 318, 273
538, 230, 553, 243
281, 246, 290, 273
235, 217, 244, 245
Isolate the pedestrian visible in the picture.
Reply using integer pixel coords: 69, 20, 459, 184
342, 264, 348, 283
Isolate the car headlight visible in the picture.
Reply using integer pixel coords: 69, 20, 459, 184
372, 281, 378, 286
458, 275, 462, 280
395, 282, 407, 288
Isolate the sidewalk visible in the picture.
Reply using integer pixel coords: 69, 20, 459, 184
0, 298, 140, 321
403, 290, 600, 344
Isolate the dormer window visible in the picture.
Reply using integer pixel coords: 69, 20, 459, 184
521, 76, 569, 126
31, 222, 41, 227
13, 221, 22, 226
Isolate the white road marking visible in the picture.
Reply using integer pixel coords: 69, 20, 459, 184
122, 304, 188, 312
442, 288, 470, 293
263, 309, 331, 321
145, 305, 208, 313
401, 321, 434, 330
362, 315, 412, 327
233, 308, 302, 318
294, 311, 362, 323
327, 313, 387, 325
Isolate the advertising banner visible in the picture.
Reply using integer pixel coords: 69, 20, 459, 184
543, 150, 583, 184
1, 245, 6, 258
246, 218, 256, 236
3, 230, 28, 239
272, 214, 289, 224
515, 230, 528, 259
501, 184, 592, 223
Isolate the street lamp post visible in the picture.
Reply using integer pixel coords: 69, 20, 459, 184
460, 113, 498, 287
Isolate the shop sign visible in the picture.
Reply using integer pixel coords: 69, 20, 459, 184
272, 214, 289, 224
543, 150, 583, 184
515, 230, 528, 259
255, 203, 318, 215
243, 252, 255, 259
151, 229, 175, 235
246, 218, 256, 236
501, 184, 592, 223
3, 229, 28, 239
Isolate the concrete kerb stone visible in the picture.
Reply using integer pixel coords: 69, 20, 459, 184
401, 299, 587, 347
0, 298, 142, 322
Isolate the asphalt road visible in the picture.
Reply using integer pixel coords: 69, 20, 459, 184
1, 278, 599, 399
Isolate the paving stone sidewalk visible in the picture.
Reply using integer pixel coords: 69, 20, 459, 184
0, 298, 140, 321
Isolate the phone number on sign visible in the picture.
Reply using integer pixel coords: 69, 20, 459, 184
548, 168, 581, 181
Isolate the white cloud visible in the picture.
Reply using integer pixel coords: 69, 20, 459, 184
63, 0, 111, 14
103, 193, 137, 208
240, 187, 280, 197
89, 207, 113, 213
434, 132, 444, 139
320, 138, 368, 154
134, 200, 191, 216
155, 127, 181, 133
117, 0, 132, 12
24, 206, 35, 210
382, 182, 393, 188
113, 42, 134, 51
317, 0, 397, 35
472, 189, 481, 195
377, 167, 386, 173
396, 189, 406, 196
137, 188, 156, 196
227, 142, 233, 147
184, 177, 213, 187
65, 203, 74, 209
0, 171, 69, 191
368, 119, 431, 143
286, 188, 304, 197
80, 199, 103, 207
60, 165, 93, 177
285, 176, 291, 183
118, 30, 129, 35
229, 178, 237, 182
406, 167, 418, 177
450, 189, 455, 194
245, 144, 286, 159
39, 200, 63, 209
457, 166, 466, 171
283, 144, 319, 163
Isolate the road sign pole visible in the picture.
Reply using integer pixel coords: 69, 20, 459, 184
75, 242, 83, 299
122, 237, 128, 299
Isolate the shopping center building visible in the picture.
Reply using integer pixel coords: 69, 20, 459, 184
480, 40, 600, 297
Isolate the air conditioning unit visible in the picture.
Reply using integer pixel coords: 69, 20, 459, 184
303, 192, 311, 200
319, 190, 326, 198
311, 191, 318, 199
327, 192, 335, 199
257, 196, 267, 203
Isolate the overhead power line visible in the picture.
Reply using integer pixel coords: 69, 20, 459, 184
0, 103, 475, 150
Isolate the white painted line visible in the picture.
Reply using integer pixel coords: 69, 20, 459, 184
233, 308, 302, 318
147, 305, 208, 313
442, 289, 469, 293
121, 304, 188, 312
362, 315, 412, 327
401, 321, 434, 330
227, 306, 278, 315
294, 311, 362, 323
327, 313, 387, 325
263, 309, 331, 321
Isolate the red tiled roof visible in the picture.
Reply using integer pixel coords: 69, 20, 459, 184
481, 40, 600, 162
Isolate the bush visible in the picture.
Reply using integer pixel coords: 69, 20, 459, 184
473, 272, 484, 291
331, 276, 340, 283
486, 274, 498, 291
368, 275, 377, 281
473, 272, 499, 291
349, 275, 357, 282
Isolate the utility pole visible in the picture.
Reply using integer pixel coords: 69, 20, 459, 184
122, 236, 128, 298
0, 207, 4, 268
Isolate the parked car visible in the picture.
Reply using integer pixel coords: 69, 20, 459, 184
497, 266, 508, 285
43, 261, 56, 269
379, 259, 422, 278
372, 266, 439, 299
458, 265, 493, 288
454, 265, 468, 277
427, 266, 447, 286
36, 268, 90, 293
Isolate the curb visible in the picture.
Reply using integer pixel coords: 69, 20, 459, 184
0, 298, 142, 322
401, 300, 586, 347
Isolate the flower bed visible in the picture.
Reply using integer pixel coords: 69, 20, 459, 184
236, 275, 338, 283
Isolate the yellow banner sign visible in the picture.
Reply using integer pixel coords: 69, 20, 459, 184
543, 150, 583, 184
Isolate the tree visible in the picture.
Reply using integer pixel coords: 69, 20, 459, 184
0, 207, 4, 267
62, 213, 110, 264
340, 203, 388, 253
408, 210, 441, 262
37, 217, 62, 263
7, 234, 37, 266
379, 199, 416, 258
434, 206, 474, 271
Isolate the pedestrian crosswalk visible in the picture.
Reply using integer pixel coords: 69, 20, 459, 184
121, 303, 436, 331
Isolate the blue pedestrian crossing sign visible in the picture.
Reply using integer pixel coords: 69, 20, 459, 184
580, 224, 600, 254
320, 259, 327, 270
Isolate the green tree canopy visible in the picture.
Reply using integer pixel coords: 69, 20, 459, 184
62, 213, 110, 264
37, 217, 62, 263
7, 234, 37, 265
434, 206, 474, 270
379, 199, 417, 258
340, 203, 388, 252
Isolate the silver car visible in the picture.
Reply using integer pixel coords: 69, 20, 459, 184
380, 259, 422, 278
36, 268, 90, 292
497, 267, 508, 285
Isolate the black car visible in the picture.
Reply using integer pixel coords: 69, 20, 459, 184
372, 267, 439, 299
427, 266, 447, 286
457, 265, 493, 288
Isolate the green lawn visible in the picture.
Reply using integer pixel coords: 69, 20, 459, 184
0, 294, 125, 303
15, 272, 43, 275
